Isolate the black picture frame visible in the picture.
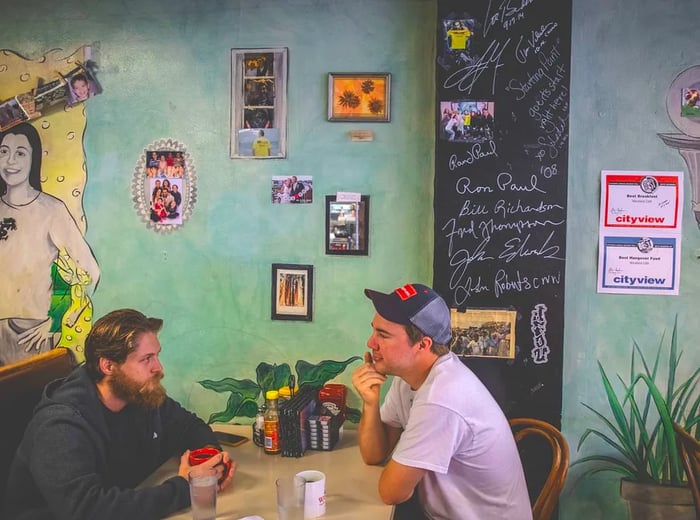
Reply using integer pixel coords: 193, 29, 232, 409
271, 263, 313, 321
325, 195, 370, 255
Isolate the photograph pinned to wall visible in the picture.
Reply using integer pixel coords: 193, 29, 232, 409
327, 73, 391, 122
0, 97, 28, 130
437, 15, 479, 72
132, 138, 197, 233
271, 175, 313, 204
238, 127, 280, 157
145, 150, 186, 178
439, 99, 494, 143
449, 308, 516, 359
325, 195, 369, 255
147, 177, 184, 226
64, 63, 102, 106
271, 263, 313, 321
230, 48, 287, 158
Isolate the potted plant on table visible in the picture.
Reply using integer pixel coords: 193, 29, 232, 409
571, 316, 699, 519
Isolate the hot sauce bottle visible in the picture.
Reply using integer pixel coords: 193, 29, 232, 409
263, 390, 281, 455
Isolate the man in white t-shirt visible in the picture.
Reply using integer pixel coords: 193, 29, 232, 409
351, 283, 532, 520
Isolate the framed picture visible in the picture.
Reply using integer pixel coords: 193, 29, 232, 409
230, 48, 288, 158
325, 195, 369, 255
448, 308, 517, 359
131, 138, 197, 233
271, 263, 313, 321
327, 73, 391, 122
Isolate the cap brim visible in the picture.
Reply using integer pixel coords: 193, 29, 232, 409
364, 288, 411, 325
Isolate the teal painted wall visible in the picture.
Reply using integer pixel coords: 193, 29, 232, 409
1, 0, 436, 415
562, 0, 700, 517
4, 0, 700, 517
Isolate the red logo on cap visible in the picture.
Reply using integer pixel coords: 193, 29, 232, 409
395, 284, 418, 301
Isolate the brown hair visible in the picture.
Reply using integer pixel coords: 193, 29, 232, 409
84, 309, 163, 381
404, 322, 450, 356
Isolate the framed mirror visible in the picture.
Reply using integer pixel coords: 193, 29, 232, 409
131, 138, 197, 233
325, 195, 369, 255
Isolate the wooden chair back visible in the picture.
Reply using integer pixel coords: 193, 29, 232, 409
673, 422, 700, 516
510, 417, 570, 520
0, 348, 76, 495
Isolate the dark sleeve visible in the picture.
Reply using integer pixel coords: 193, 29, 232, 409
158, 397, 221, 456
26, 409, 191, 520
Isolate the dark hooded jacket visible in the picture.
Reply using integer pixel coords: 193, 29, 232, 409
3, 365, 219, 520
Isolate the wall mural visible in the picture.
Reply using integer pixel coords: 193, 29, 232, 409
0, 47, 101, 365
199, 357, 363, 423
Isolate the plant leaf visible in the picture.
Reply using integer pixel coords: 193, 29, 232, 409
295, 357, 361, 387
256, 362, 293, 393
199, 377, 260, 398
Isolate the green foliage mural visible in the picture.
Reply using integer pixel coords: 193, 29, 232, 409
199, 357, 362, 424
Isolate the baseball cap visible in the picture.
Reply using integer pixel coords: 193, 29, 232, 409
364, 283, 452, 344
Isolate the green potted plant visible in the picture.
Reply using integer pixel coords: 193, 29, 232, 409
572, 316, 699, 519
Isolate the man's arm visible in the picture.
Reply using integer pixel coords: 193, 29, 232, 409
352, 352, 400, 464
378, 460, 427, 505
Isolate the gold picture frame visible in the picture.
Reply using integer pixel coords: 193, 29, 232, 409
327, 73, 391, 122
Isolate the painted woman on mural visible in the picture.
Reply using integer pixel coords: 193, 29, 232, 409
0, 123, 100, 365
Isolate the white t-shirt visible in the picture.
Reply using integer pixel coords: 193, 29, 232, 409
380, 352, 532, 520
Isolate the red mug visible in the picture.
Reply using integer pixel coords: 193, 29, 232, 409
188, 447, 231, 483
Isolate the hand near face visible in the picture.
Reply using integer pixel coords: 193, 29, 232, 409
351, 352, 387, 407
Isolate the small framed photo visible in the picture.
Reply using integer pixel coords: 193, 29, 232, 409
449, 308, 516, 359
230, 48, 288, 158
271, 263, 313, 321
325, 195, 369, 255
327, 73, 391, 122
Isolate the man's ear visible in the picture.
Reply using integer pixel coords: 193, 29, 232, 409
99, 357, 115, 376
418, 336, 433, 351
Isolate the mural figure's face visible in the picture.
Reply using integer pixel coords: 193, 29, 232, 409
0, 133, 32, 189
72, 79, 89, 101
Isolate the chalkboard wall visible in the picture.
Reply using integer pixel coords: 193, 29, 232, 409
434, 0, 571, 428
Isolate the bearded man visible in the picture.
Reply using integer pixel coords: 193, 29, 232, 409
3, 309, 234, 519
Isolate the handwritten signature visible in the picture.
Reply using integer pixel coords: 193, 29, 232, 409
444, 38, 510, 95
499, 230, 564, 262
484, 0, 536, 37
448, 141, 498, 171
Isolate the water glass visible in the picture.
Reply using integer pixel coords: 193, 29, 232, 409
276, 475, 305, 520
189, 466, 218, 520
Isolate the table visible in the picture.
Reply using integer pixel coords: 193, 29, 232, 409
141, 425, 394, 520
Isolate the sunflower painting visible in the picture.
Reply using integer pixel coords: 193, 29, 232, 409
327, 73, 391, 122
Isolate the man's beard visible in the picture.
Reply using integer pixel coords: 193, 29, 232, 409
110, 366, 167, 409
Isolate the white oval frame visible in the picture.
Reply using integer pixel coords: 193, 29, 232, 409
131, 138, 197, 233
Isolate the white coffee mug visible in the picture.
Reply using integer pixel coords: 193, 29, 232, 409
295, 470, 326, 518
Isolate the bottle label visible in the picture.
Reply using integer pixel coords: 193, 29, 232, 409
264, 419, 279, 453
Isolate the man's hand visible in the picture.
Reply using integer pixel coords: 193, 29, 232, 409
178, 450, 237, 492
351, 352, 387, 407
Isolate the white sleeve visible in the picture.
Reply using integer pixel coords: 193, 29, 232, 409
391, 403, 470, 474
